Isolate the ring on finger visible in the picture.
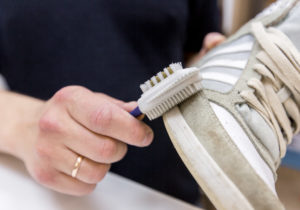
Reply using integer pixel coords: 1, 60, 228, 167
71, 155, 84, 178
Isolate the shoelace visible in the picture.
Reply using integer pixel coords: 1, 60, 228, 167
240, 22, 300, 158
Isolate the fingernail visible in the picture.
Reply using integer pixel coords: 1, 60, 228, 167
143, 131, 154, 146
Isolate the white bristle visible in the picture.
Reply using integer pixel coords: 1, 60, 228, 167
169, 63, 183, 72
177, 94, 182, 101
145, 92, 195, 120
162, 103, 167, 110
164, 68, 170, 76
174, 96, 179, 104
180, 91, 185, 98
158, 72, 164, 80
145, 80, 152, 89
188, 86, 192, 92
140, 84, 148, 93
151, 76, 157, 85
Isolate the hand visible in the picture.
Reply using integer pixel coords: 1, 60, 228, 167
187, 32, 226, 67
8, 86, 153, 196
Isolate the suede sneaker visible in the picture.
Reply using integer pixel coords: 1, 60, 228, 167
163, 0, 300, 209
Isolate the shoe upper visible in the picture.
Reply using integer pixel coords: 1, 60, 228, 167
162, 1, 300, 209
174, 2, 300, 204
192, 0, 300, 169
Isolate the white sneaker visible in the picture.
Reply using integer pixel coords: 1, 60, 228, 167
163, 0, 300, 209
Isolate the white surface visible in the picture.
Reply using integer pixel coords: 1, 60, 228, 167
0, 154, 200, 210
210, 102, 276, 194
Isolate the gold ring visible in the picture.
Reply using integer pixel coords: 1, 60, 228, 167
71, 156, 83, 178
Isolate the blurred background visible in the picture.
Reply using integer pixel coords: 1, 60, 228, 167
220, 0, 272, 35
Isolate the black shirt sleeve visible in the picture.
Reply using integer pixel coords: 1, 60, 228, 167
184, 0, 221, 53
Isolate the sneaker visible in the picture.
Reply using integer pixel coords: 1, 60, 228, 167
163, 0, 300, 209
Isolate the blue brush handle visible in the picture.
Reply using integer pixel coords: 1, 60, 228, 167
130, 106, 143, 117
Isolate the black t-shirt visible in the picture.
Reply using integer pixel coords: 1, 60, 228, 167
0, 0, 219, 203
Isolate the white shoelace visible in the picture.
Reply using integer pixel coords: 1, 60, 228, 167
240, 22, 300, 158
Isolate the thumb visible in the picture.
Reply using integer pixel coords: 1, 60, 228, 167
122, 101, 138, 112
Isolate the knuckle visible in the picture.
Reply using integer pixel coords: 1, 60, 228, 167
33, 167, 55, 185
97, 140, 118, 161
92, 104, 113, 130
53, 86, 87, 104
38, 111, 63, 133
53, 86, 76, 103
35, 142, 52, 159
114, 144, 127, 162
128, 126, 145, 145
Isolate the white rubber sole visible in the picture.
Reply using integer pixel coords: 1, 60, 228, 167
163, 106, 254, 210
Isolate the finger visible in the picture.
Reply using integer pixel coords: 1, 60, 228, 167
75, 158, 110, 185
123, 101, 145, 120
94, 93, 138, 116
94, 95, 141, 120
48, 146, 110, 184
94, 92, 125, 107
63, 117, 128, 163
203, 32, 226, 51
31, 162, 96, 196
122, 101, 138, 112
52, 172, 97, 196
187, 32, 226, 67
56, 87, 153, 147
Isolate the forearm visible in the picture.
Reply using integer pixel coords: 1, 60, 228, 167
0, 90, 44, 159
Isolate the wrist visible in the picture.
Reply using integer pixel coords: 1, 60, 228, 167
0, 91, 44, 160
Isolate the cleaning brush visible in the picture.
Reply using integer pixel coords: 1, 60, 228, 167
130, 63, 202, 120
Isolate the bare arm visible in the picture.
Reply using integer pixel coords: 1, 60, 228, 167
0, 90, 43, 159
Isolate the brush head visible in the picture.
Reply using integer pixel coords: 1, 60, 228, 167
140, 63, 183, 93
138, 63, 202, 120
